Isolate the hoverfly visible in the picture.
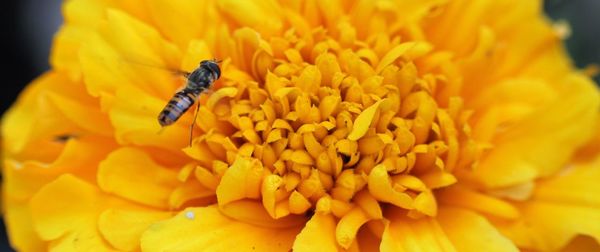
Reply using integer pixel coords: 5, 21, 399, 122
157, 59, 222, 145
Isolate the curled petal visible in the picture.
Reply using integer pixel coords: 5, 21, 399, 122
368, 164, 413, 209
216, 157, 265, 205
336, 207, 370, 249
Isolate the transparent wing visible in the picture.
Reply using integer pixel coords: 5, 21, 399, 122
117, 58, 191, 78
81, 49, 192, 81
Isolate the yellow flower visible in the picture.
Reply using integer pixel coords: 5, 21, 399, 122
3, 0, 600, 251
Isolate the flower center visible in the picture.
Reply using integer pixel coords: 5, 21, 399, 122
189, 26, 476, 220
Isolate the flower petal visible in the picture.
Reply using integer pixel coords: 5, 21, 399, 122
336, 207, 370, 249
168, 180, 216, 209
181, 40, 214, 73
293, 213, 338, 252
29, 175, 112, 249
493, 156, 600, 251
217, 0, 283, 36
376, 42, 432, 73
534, 156, 600, 207
3, 202, 46, 251
368, 164, 413, 209
98, 208, 172, 251
348, 98, 388, 140
436, 207, 518, 252
469, 74, 600, 188
50, 25, 89, 80
98, 147, 180, 208
497, 202, 600, 251
220, 199, 306, 229
140, 205, 302, 252
109, 85, 189, 149
380, 210, 457, 252
217, 157, 265, 205
1, 72, 84, 159
437, 185, 520, 220
146, 1, 213, 49
79, 9, 181, 98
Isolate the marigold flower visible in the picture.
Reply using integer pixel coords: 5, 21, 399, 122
3, 0, 600, 251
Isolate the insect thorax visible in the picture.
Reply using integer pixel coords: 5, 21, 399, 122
188, 66, 217, 89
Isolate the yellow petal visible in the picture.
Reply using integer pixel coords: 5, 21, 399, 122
496, 202, 600, 251
319, 95, 342, 120
1, 72, 85, 158
291, 150, 315, 165
180, 39, 214, 72
3, 201, 46, 251
80, 9, 181, 97
206, 87, 238, 110
98, 147, 179, 208
437, 185, 520, 220
261, 174, 289, 219
168, 180, 216, 209
471, 74, 600, 188
336, 207, 370, 249
494, 156, 600, 250
141, 205, 302, 252
420, 170, 457, 189
376, 42, 432, 73
413, 191, 437, 217
146, 1, 210, 49
436, 207, 518, 252
50, 25, 88, 80
4, 136, 115, 202
29, 175, 113, 249
357, 135, 385, 155
217, 0, 283, 36
289, 190, 312, 214
380, 210, 456, 252
98, 208, 172, 251
348, 99, 387, 140
219, 200, 305, 228
110, 85, 189, 149
293, 213, 338, 252
354, 190, 383, 220
296, 65, 322, 94
534, 155, 600, 206
316, 53, 342, 86
194, 165, 220, 190
45, 83, 113, 137
216, 157, 265, 205
368, 164, 413, 209
183, 139, 218, 164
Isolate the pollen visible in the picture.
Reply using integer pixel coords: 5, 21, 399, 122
185, 211, 195, 220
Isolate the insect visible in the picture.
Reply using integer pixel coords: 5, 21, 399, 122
158, 59, 222, 145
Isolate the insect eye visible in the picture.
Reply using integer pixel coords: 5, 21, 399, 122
210, 62, 221, 78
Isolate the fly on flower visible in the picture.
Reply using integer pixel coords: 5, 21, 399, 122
157, 59, 222, 145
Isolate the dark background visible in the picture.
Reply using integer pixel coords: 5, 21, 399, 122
0, 0, 598, 251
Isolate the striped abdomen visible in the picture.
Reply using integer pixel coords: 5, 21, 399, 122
158, 90, 198, 127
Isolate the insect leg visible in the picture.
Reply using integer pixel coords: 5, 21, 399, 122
189, 102, 201, 147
